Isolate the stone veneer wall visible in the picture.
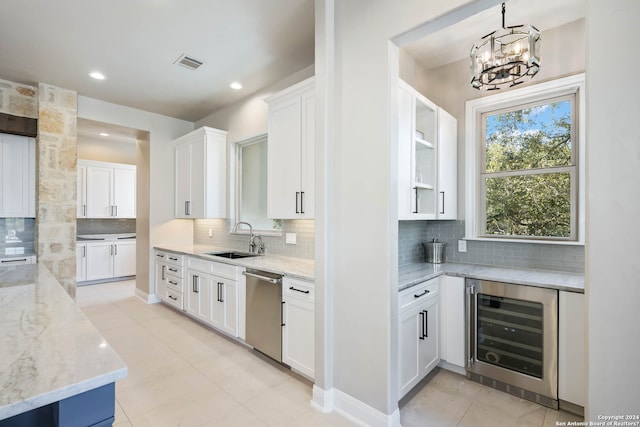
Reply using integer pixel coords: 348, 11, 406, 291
0, 78, 38, 118
37, 83, 77, 296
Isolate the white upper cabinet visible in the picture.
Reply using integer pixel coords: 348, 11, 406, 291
0, 133, 35, 218
398, 80, 457, 220
174, 126, 227, 219
78, 159, 136, 219
266, 77, 314, 219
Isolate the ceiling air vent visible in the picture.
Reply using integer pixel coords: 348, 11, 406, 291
174, 54, 204, 70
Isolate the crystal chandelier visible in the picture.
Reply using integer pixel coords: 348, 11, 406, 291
470, 2, 540, 90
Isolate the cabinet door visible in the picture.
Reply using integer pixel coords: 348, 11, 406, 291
441, 276, 466, 368
437, 108, 457, 220
113, 167, 136, 218
188, 138, 206, 218
113, 241, 136, 277
419, 298, 440, 376
76, 243, 87, 282
398, 84, 414, 220
399, 306, 422, 397
211, 279, 238, 336
559, 291, 585, 406
267, 96, 303, 219
175, 142, 191, 218
300, 91, 315, 218
282, 295, 314, 379
85, 242, 113, 281
155, 261, 167, 301
77, 165, 87, 218
0, 135, 35, 218
86, 166, 113, 218
186, 271, 212, 322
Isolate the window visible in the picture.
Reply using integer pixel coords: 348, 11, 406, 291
234, 134, 282, 233
465, 74, 585, 244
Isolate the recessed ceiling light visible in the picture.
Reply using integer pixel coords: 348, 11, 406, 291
99, 132, 109, 137
89, 71, 106, 80
230, 82, 243, 90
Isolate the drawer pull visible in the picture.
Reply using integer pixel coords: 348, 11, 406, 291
168, 280, 177, 285
168, 295, 178, 301
414, 289, 430, 298
168, 268, 178, 272
289, 286, 310, 294
169, 257, 178, 261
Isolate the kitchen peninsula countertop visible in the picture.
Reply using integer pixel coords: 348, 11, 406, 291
399, 262, 584, 293
0, 264, 127, 420
155, 244, 314, 281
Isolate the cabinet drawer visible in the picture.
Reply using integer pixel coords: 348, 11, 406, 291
284, 278, 314, 302
155, 250, 184, 267
399, 278, 438, 313
165, 264, 183, 278
210, 261, 237, 280
166, 276, 183, 293
164, 289, 183, 310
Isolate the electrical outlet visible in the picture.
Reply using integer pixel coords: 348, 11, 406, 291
208, 228, 213, 237
285, 233, 297, 244
458, 239, 467, 253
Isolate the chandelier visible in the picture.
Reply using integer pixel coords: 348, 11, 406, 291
470, 2, 540, 90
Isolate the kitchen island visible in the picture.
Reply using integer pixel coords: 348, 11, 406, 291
0, 264, 127, 426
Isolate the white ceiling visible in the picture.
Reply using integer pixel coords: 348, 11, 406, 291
1, 0, 585, 137
0, 0, 315, 123
403, 0, 586, 71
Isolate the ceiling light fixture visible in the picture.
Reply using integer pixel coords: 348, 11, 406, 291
230, 82, 242, 90
99, 132, 109, 137
89, 71, 106, 80
470, 2, 540, 90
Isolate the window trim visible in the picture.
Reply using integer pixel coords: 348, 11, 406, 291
232, 133, 282, 237
464, 73, 585, 245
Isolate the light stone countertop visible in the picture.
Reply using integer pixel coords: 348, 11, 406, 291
0, 264, 127, 420
155, 244, 314, 281
399, 262, 584, 293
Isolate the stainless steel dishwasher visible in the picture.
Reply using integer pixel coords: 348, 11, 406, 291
243, 268, 283, 362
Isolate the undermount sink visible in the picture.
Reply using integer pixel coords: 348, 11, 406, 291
205, 251, 260, 259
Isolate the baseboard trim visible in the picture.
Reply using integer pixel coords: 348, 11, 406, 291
311, 386, 401, 427
134, 288, 160, 304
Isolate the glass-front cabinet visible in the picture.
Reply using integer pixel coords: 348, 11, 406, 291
398, 80, 457, 220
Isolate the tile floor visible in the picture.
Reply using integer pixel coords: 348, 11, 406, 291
76, 280, 584, 427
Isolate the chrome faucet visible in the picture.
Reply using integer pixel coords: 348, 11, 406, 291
233, 221, 255, 253
252, 234, 265, 255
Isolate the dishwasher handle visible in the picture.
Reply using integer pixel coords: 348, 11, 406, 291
242, 270, 282, 284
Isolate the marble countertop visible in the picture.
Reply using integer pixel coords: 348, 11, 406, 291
0, 264, 127, 420
399, 262, 584, 293
155, 244, 314, 281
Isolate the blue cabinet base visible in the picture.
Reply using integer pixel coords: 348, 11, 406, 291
1, 382, 115, 427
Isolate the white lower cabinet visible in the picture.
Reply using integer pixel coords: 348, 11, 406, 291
282, 277, 314, 379
439, 275, 466, 370
399, 279, 440, 398
82, 240, 136, 282
155, 250, 184, 310
559, 291, 585, 408
185, 256, 239, 338
76, 243, 87, 282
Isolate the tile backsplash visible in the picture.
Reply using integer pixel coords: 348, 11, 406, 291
0, 218, 35, 252
194, 219, 314, 259
77, 219, 136, 235
399, 220, 585, 273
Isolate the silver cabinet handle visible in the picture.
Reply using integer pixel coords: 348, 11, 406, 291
185, 201, 191, 216
114, 205, 118, 217
82, 204, 86, 217
242, 271, 281, 284
440, 191, 445, 214
83, 246, 86, 257
161, 265, 166, 281
1, 258, 28, 263
114, 244, 118, 256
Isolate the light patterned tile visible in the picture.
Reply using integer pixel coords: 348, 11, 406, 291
286, 408, 358, 427
543, 408, 584, 427
242, 377, 312, 427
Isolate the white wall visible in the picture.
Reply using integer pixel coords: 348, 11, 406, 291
316, 0, 483, 420
585, 0, 640, 419
77, 136, 137, 164
77, 96, 194, 295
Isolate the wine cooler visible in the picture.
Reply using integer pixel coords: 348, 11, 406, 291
466, 279, 558, 409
